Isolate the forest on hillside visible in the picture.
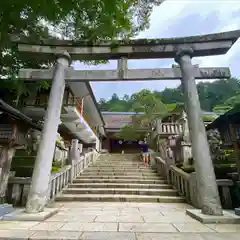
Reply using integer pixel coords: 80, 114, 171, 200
98, 77, 240, 114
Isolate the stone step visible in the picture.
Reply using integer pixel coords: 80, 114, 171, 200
90, 165, 147, 171
62, 188, 178, 196
92, 164, 144, 167
76, 175, 161, 180
84, 170, 157, 174
88, 165, 153, 168
56, 154, 183, 204
68, 183, 171, 189
73, 178, 165, 184
92, 165, 145, 168
88, 167, 153, 171
96, 159, 142, 164
80, 172, 158, 176
55, 194, 185, 203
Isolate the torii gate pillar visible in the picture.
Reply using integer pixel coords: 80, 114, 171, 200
25, 52, 71, 213
175, 49, 223, 216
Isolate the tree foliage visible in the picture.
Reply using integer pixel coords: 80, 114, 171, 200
0, 0, 163, 106
114, 89, 170, 140
99, 77, 240, 139
98, 77, 240, 113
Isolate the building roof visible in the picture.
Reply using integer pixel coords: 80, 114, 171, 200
102, 112, 143, 129
206, 105, 240, 130
0, 99, 42, 131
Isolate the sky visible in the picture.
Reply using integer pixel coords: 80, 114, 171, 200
73, 0, 240, 100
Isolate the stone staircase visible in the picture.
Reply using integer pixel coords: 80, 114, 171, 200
56, 154, 185, 203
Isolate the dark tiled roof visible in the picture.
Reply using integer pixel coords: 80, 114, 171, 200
0, 99, 42, 130
206, 104, 240, 130
102, 112, 138, 129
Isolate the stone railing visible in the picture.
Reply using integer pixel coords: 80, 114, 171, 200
169, 165, 193, 205
48, 165, 72, 201
154, 156, 167, 178
154, 156, 234, 209
157, 123, 183, 135
6, 150, 99, 206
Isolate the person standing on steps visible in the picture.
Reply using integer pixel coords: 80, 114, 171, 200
141, 143, 150, 167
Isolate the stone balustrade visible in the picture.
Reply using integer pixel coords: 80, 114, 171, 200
48, 165, 72, 201
157, 123, 183, 135
169, 165, 191, 203
6, 151, 98, 206
154, 156, 234, 209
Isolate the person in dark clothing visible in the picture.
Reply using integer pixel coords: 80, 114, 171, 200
141, 144, 150, 166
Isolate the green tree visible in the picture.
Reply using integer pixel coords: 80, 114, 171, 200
98, 77, 240, 113
98, 98, 109, 111
160, 87, 183, 105
224, 94, 240, 108
0, 0, 163, 106
116, 90, 169, 140
197, 78, 240, 111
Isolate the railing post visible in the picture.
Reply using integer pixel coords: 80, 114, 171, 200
84, 154, 87, 168
189, 172, 202, 208
78, 143, 83, 154
70, 139, 80, 161
68, 139, 79, 183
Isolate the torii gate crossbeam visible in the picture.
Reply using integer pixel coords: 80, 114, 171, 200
19, 66, 231, 82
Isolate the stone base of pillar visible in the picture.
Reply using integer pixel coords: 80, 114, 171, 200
186, 209, 240, 224
2, 207, 59, 221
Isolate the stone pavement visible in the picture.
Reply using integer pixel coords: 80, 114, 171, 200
0, 202, 240, 239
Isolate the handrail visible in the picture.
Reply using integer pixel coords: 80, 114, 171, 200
155, 156, 166, 165
6, 150, 100, 206
154, 156, 234, 209
169, 165, 190, 181
48, 165, 72, 200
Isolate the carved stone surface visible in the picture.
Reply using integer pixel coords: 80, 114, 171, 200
19, 67, 231, 81
12, 30, 240, 59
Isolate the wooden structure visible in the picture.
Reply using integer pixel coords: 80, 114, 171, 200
0, 99, 42, 202
206, 105, 240, 177
23, 84, 105, 145
101, 112, 147, 153
0, 99, 42, 146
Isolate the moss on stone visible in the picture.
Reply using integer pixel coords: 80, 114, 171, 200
12, 30, 240, 47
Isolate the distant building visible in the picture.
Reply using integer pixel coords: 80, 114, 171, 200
101, 112, 146, 153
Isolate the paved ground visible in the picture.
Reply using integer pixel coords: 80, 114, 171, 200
0, 202, 240, 239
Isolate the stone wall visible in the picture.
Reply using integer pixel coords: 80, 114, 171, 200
11, 132, 68, 177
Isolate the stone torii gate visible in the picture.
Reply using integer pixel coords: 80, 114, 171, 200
13, 30, 240, 217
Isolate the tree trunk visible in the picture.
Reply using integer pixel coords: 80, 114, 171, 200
0, 146, 16, 203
